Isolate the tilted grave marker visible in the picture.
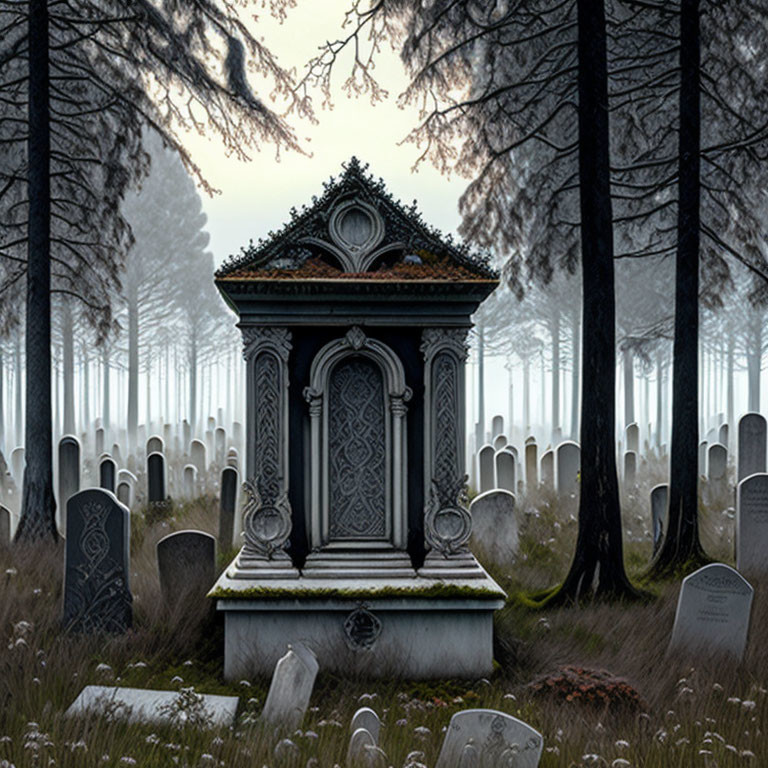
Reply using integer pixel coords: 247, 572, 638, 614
260, 643, 319, 731
650, 484, 668, 556
218, 466, 238, 551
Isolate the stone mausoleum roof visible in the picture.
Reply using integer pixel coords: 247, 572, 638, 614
215, 157, 498, 290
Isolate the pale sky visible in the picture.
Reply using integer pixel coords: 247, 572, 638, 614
184, 2, 469, 269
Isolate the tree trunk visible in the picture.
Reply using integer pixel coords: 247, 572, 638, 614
14, 335, 23, 446
623, 348, 634, 428
127, 288, 139, 449
547, 0, 635, 603
570, 306, 580, 440
62, 299, 75, 435
477, 323, 485, 444
523, 356, 531, 434
551, 312, 561, 440
650, 0, 707, 577
17, 0, 57, 543
102, 346, 110, 434
189, 336, 198, 435
81, 341, 90, 433
0, 349, 5, 452
145, 350, 152, 429
656, 349, 663, 449
726, 336, 734, 448
747, 315, 761, 412
539, 351, 546, 434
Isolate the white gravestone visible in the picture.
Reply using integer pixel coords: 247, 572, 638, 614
625, 423, 639, 453
183, 464, 197, 498
261, 643, 319, 731
650, 484, 668, 556
493, 434, 508, 452
491, 415, 504, 439
698, 440, 708, 477
540, 450, 554, 490
556, 441, 580, 497
478, 445, 495, 493
495, 451, 515, 492
736, 473, 768, 576
667, 563, 753, 660
347, 727, 377, 768
708, 443, 727, 486
738, 413, 767, 483
435, 710, 543, 768
65, 685, 238, 727
469, 490, 518, 565
350, 707, 381, 743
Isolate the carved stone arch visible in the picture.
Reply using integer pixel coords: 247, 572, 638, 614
304, 327, 411, 553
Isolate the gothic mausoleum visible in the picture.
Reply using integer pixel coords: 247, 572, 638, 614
210, 158, 506, 678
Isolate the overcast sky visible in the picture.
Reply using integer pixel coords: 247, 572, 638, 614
184, 2, 469, 269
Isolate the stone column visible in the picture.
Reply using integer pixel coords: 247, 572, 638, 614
420, 329, 480, 576
233, 327, 298, 578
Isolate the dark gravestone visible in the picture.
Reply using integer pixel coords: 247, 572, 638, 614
219, 466, 239, 550
147, 452, 166, 503
157, 530, 216, 605
63, 489, 132, 633
738, 413, 767, 483
0, 504, 10, 545
650, 484, 668, 556
99, 457, 117, 493
58, 436, 80, 531
495, 451, 515, 493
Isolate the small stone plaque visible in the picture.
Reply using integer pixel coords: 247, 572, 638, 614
65, 685, 238, 726
668, 563, 753, 660
435, 709, 543, 768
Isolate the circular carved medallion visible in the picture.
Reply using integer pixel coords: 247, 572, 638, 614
343, 606, 382, 650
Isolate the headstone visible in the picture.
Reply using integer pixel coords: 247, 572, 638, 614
226, 447, 239, 469
650, 484, 668, 556
147, 452, 166, 503
698, 440, 708, 476
207, 416, 216, 432
99, 457, 117, 494
156, 530, 216, 605
495, 451, 515, 492
146, 435, 164, 457
182, 419, 191, 447
347, 727, 376, 768
350, 707, 381, 743
718, 424, 728, 447
190, 439, 207, 480
95, 428, 104, 456
163, 423, 172, 449
706, 427, 717, 444
183, 464, 197, 499
58, 435, 80, 530
493, 434, 508, 452
111, 443, 123, 467
708, 443, 727, 490
435, 710, 543, 768
738, 413, 767, 482
491, 415, 504, 439
11, 447, 24, 484
65, 685, 238, 727
667, 563, 753, 660
736, 473, 768, 576
525, 442, 538, 489
478, 445, 495, 493
469, 490, 518, 564
116, 482, 131, 509
624, 451, 637, 487
63, 489, 132, 633
215, 427, 226, 466
261, 643, 319, 731
0, 504, 10, 545
219, 467, 238, 550
556, 441, 580, 497
540, 450, 554, 490
626, 423, 639, 453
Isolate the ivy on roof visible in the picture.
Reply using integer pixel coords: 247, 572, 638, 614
215, 157, 498, 280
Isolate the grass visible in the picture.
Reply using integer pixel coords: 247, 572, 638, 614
0, 459, 765, 767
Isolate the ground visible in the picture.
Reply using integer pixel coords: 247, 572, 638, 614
0, 457, 765, 767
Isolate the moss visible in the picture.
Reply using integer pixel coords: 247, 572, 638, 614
209, 582, 504, 601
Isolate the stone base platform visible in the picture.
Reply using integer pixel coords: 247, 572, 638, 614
209, 567, 506, 680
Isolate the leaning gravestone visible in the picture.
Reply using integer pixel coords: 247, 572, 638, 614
540, 450, 554, 490
469, 490, 518, 565
478, 445, 495, 493
156, 530, 216, 605
435, 710, 543, 768
556, 441, 580, 497
261, 643, 319, 731
738, 413, 767, 482
0, 504, 10, 545
736, 473, 768, 576
218, 466, 238, 550
650, 484, 668, 556
99, 457, 117, 494
667, 563, 753, 660
350, 707, 381, 743
63, 489, 132, 633
525, 441, 538, 489
624, 451, 637, 487
58, 435, 80, 531
147, 452, 166, 503
495, 450, 515, 492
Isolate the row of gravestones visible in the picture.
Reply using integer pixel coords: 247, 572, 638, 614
60, 487, 224, 633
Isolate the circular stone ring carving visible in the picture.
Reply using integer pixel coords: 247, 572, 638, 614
343, 606, 382, 651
